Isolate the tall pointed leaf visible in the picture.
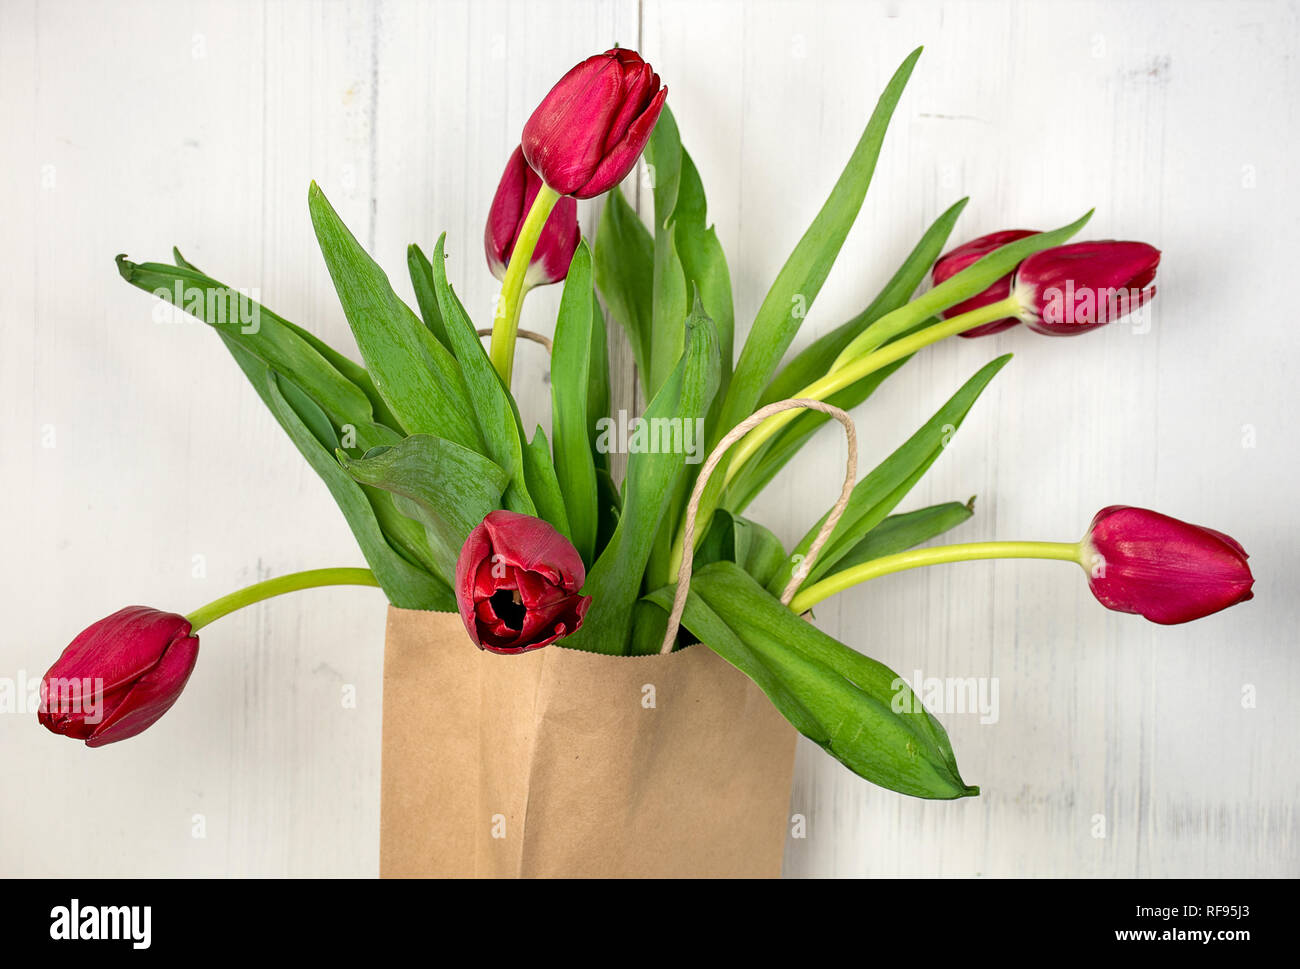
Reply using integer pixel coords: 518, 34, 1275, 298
675, 146, 735, 419
712, 47, 923, 450
774, 355, 1010, 594
566, 306, 721, 655
592, 187, 654, 380
308, 182, 481, 451
522, 427, 573, 542
257, 366, 452, 610
406, 243, 451, 347
761, 196, 968, 406
645, 105, 686, 398
338, 434, 510, 581
551, 242, 599, 561
429, 233, 536, 515
647, 562, 975, 799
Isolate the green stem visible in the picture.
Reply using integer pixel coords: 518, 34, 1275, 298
828, 209, 1093, 371
185, 567, 380, 632
663, 294, 1024, 577
723, 294, 1023, 489
489, 183, 561, 386
670, 300, 1013, 582
789, 540, 1084, 614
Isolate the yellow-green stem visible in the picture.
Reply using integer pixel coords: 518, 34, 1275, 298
723, 294, 1023, 488
489, 183, 561, 386
665, 296, 1023, 582
789, 540, 1084, 614
185, 568, 380, 632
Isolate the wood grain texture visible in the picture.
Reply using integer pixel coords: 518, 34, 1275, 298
1, 0, 1295, 876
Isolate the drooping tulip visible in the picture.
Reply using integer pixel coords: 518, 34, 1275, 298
1081, 506, 1254, 624
932, 229, 1040, 338
39, 606, 199, 747
1014, 241, 1160, 335
485, 145, 580, 287
455, 510, 592, 653
521, 47, 667, 199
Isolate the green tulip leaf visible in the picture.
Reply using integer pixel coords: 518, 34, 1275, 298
116, 254, 382, 431
236, 358, 452, 609
761, 197, 968, 407
700, 47, 923, 531
725, 344, 919, 515
834, 208, 1094, 366
644, 105, 687, 399
337, 434, 510, 581
674, 143, 735, 423
830, 500, 976, 577
586, 288, 611, 474
593, 186, 654, 381
566, 301, 720, 655
647, 561, 976, 799
694, 509, 787, 591
725, 198, 973, 513
522, 426, 573, 544
775, 354, 1010, 595
551, 241, 600, 562
308, 182, 482, 451
406, 243, 452, 348
427, 233, 535, 515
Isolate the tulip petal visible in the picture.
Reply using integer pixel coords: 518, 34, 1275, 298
523, 53, 626, 196
933, 229, 1040, 338
575, 85, 667, 199
1018, 241, 1162, 334
602, 63, 657, 153
1085, 506, 1254, 624
454, 509, 592, 651
481, 510, 586, 590
43, 607, 191, 697
484, 146, 529, 280
87, 634, 200, 746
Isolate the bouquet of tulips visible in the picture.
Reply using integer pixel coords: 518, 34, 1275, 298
39, 47, 1254, 804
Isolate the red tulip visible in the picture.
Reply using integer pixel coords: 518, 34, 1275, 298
1014, 241, 1160, 335
933, 229, 1040, 338
455, 510, 592, 653
1082, 506, 1254, 624
485, 146, 580, 287
38, 606, 199, 747
521, 47, 667, 199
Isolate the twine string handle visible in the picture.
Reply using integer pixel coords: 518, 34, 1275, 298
659, 398, 859, 655
476, 327, 553, 355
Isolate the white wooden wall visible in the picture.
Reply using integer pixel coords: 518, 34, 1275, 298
2, 0, 1296, 876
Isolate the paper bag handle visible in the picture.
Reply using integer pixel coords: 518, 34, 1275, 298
659, 398, 859, 655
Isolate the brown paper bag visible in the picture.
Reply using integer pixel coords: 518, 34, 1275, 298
380, 606, 797, 878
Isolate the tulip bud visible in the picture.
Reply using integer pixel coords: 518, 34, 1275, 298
485, 145, 580, 287
1013, 241, 1160, 335
521, 47, 667, 199
38, 606, 199, 747
1082, 506, 1254, 624
455, 510, 592, 653
933, 229, 1041, 338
